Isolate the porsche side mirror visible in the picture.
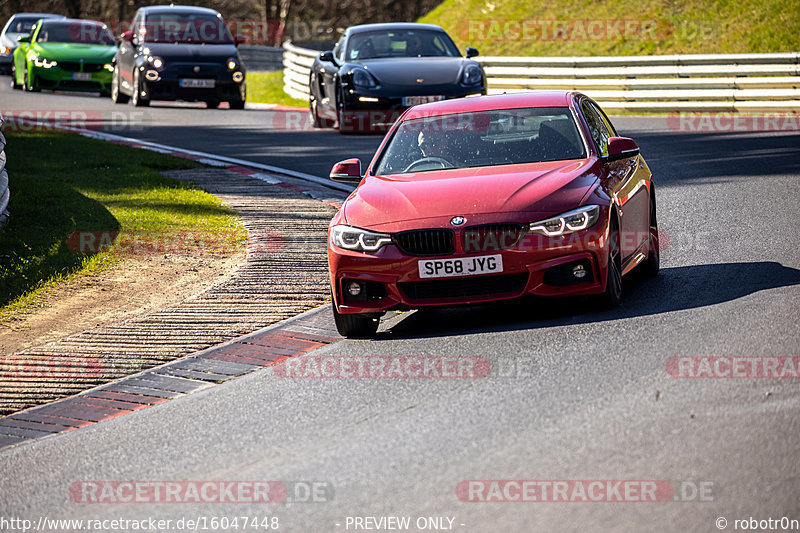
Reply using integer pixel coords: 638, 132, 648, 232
319, 50, 334, 62
330, 158, 362, 182
16, 34, 30, 43
605, 137, 640, 163
465, 46, 479, 58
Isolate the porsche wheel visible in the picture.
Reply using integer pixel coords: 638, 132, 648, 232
111, 65, 129, 104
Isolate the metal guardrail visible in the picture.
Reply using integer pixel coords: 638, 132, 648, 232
0, 113, 9, 227
239, 45, 285, 71
281, 44, 800, 112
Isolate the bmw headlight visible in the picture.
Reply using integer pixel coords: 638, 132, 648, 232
527, 205, 600, 237
103, 63, 114, 72
352, 68, 378, 89
32, 56, 57, 68
461, 64, 483, 86
331, 225, 392, 252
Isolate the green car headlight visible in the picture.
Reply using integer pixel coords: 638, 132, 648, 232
32, 56, 58, 68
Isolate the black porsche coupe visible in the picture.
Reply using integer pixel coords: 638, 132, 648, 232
308, 23, 487, 133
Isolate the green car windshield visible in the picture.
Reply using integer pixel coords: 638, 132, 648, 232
36, 21, 115, 45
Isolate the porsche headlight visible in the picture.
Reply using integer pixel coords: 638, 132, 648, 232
527, 205, 600, 237
461, 64, 483, 86
331, 225, 392, 252
352, 68, 378, 89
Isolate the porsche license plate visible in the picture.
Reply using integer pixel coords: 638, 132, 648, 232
179, 78, 215, 88
418, 254, 503, 279
72, 72, 92, 81
403, 95, 445, 106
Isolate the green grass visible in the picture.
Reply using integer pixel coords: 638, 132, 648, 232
248, 71, 308, 107
420, 0, 800, 56
0, 132, 246, 316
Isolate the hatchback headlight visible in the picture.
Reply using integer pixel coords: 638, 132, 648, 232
527, 205, 600, 237
330, 225, 392, 252
148, 55, 165, 71
226, 57, 238, 71
461, 64, 483, 86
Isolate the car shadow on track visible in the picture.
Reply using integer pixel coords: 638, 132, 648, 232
378, 261, 800, 339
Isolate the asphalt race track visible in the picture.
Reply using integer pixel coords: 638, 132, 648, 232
1, 84, 799, 532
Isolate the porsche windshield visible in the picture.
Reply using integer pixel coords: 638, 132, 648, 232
346, 29, 460, 60
36, 22, 114, 45
373, 107, 587, 175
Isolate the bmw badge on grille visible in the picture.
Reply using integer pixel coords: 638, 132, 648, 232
450, 216, 467, 226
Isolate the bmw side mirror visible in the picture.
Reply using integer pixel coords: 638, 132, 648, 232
605, 137, 640, 163
330, 158, 362, 182
17, 34, 30, 43
465, 46, 479, 58
319, 50, 334, 62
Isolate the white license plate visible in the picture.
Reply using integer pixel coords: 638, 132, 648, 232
418, 254, 503, 279
179, 78, 215, 88
403, 95, 445, 106
72, 72, 92, 81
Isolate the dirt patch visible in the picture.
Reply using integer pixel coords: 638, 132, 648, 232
0, 252, 244, 356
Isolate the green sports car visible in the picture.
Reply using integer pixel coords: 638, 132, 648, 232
11, 18, 116, 95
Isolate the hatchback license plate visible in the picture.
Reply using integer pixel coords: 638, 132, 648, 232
418, 254, 503, 279
179, 78, 215, 88
403, 95, 444, 106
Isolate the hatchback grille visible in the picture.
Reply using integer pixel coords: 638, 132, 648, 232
461, 223, 525, 253
393, 229, 454, 256
398, 273, 528, 300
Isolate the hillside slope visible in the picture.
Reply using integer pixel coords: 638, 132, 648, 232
419, 0, 799, 56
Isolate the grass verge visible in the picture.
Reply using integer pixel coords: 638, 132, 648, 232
420, 0, 800, 56
0, 131, 246, 317
248, 71, 308, 107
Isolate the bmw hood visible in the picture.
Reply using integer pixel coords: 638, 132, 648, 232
35, 43, 116, 62
358, 57, 472, 86
343, 159, 600, 232
142, 42, 239, 62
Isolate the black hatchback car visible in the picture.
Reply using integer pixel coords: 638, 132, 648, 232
111, 5, 246, 108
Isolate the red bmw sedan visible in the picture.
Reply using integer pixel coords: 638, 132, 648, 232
327, 91, 659, 337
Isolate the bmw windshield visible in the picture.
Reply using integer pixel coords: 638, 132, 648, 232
373, 107, 587, 175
